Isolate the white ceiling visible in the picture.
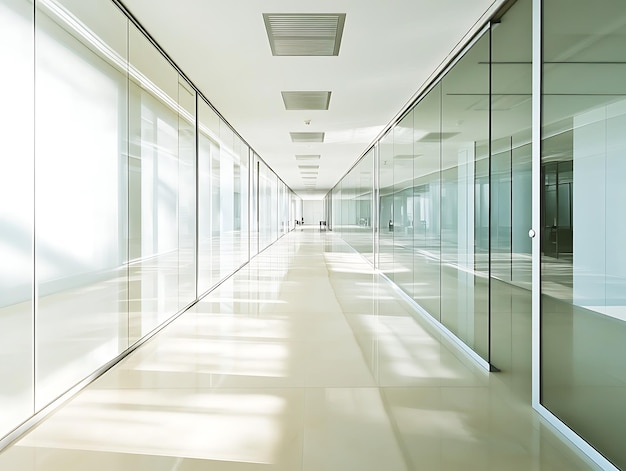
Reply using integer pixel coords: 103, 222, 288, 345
120, 0, 505, 199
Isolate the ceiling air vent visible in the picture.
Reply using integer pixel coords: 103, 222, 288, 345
263, 13, 346, 56
290, 132, 325, 143
282, 91, 331, 110
295, 154, 321, 160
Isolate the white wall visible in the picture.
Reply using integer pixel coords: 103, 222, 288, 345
303, 200, 324, 225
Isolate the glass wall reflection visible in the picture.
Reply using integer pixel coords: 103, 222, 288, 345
440, 31, 490, 360
14, 0, 626, 466
338, 29, 492, 360
327, 0, 532, 380
35, 0, 129, 408
412, 84, 441, 321
128, 22, 180, 341
198, 99, 220, 294
340, 150, 374, 263
541, 0, 626, 467
0, 0, 34, 438
250, 153, 259, 257
258, 159, 276, 251
325, 0, 626, 467
489, 0, 532, 399
178, 79, 197, 309
0, 0, 292, 443
392, 112, 415, 298
379, 131, 395, 280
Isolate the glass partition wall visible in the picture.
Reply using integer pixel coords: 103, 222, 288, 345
0, 0, 34, 440
540, 0, 626, 468
327, 0, 626, 467
412, 84, 442, 321
440, 32, 490, 360
0, 0, 298, 444
338, 149, 374, 263
489, 0, 532, 399
36, 0, 131, 408
331, 28, 494, 364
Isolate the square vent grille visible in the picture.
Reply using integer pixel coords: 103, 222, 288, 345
282, 91, 331, 110
263, 13, 346, 56
295, 154, 321, 160
291, 132, 325, 143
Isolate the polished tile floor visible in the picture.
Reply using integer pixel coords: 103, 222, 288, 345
0, 228, 602, 470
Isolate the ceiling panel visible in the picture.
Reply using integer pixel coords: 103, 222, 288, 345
121, 0, 504, 199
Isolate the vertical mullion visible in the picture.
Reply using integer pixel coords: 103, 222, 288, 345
488, 23, 493, 369
194, 93, 199, 301
531, 0, 542, 410
32, 0, 38, 414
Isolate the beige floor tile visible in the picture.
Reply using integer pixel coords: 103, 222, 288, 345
16, 388, 304, 468
302, 388, 408, 471
304, 340, 377, 387
0, 229, 604, 471
381, 387, 601, 470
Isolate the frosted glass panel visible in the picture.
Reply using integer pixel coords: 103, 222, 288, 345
0, 0, 34, 437
34, 0, 128, 408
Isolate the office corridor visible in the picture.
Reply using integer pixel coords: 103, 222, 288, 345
0, 228, 600, 470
